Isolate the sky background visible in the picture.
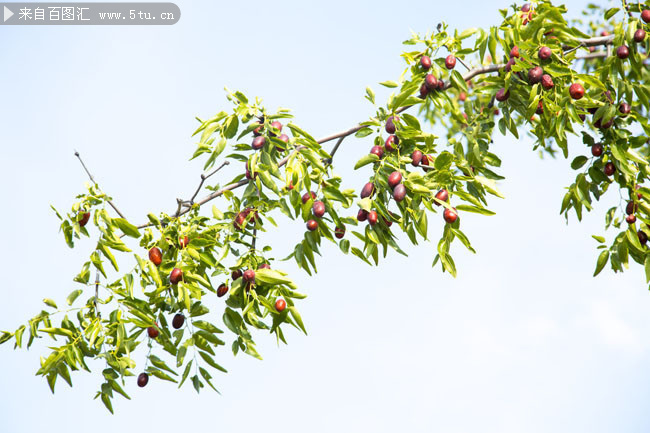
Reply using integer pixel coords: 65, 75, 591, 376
3, 0, 650, 432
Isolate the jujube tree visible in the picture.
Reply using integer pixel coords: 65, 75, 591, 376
2, 0, 650, 413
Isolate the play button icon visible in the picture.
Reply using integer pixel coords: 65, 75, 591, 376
4, 6, 13, 22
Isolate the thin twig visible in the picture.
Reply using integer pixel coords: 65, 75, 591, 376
175, 198, 183, 218
189, 160, 230, 204
325, 136, 347, 165
74, 151, 127, 219
455, 56, 471, 71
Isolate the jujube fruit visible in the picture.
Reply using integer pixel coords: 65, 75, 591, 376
148, 247, 162, 266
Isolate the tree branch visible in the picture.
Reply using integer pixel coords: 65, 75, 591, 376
189, 160, 230, 204
126, 34, 618, 231
74, 151, 127, 219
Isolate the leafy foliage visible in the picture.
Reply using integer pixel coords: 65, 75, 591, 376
3, 0, 650, 412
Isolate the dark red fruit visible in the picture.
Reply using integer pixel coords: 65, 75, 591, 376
137, 373, 149, 388
370, 145, 384, 158
528, 67, 543, 84
411, 150, 423, 166
217, 283, 228, 297
385, 135, 399, 152
259, 263, 271, 270
245, 164, 257, 180
459, 92, 467, 101
335, 226, 345, 239
233, 212, 247, 230
504, 58, 516, 72
357, 209, 369, 222
385, 116, 399, 134
148, 247, 162, 266
541, 74, 554, 90
275, 298, 287, 312
420, 55, 432, 70
445, 55, 456, 69
231, 269, 242, 281
616, 46, 629, 59
626, 201, 638, 215
619, 102, 631, 116
78, 212, 91, 227
301, 191, 316, 204
536, 101, 544, 115
569, 83, 584, 100
495, 88, 510, 102
306, 219, 318, 231
634, 29, 646, 43
510, 46, 520, 58
591, 143, 604, 157
642, 9, 650, 23
313, 201, 326, 218
626, 214, 637, 224
419, 83, 429, 98
367, 211, 378, 226
434, 189, 449, 205
425, 74, 438, 91
360, 182, 375, 199
521, 3, 530, 12
383, 217, 393, 228
437, 79, 445, 91
276, 133, 289, 151
604, 162, 616, 176
170, 268, 183, 285
594, 116, 613, 129
538, 46, 551, 60
270, 120, 283, 134
421, 154, 430, 166
179, 235, 189, 249
388, 171, 402, 189
393, 184, 407, 202
252, 136, 266, 150
147, 326, 159, 339
638, 231, 648, 245
243, 269, 255, 283
172, 313, 185, 329
443, 208, 458, 224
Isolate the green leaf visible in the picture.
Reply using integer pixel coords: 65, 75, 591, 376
43, 298, 58, 309
178, 360, 193, 388
255, 269, 294, 286
455, 205, 495, 216
594, 250, 609, 276
112, 218, 141, 238
571, 155, 589, 170
147, 367, 178, 383
223, 115, 239, 139
198, 351, 228, 373
354, 154, 379, 170
288, 306, 307, 335
379, 80, 399, 88
604, 7, 619, 20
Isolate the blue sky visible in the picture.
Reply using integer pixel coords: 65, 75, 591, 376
3, 0, 650, 432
